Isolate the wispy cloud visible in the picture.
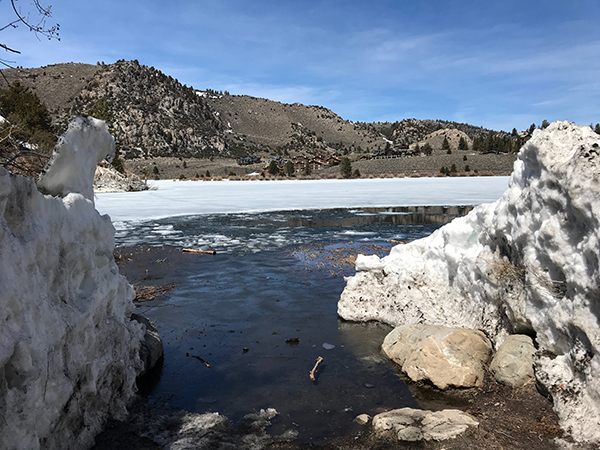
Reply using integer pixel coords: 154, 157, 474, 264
2, 0, 600, 130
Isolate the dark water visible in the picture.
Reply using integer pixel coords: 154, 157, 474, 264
123, 207, 465, 442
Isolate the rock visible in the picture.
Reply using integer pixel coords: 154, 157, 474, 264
354, 414, 371, 425
382, 324, 492, 389
131, 313, 163, 375
93, 165, 148, 193
490, 334, 535, 387
372, 408, 478, 441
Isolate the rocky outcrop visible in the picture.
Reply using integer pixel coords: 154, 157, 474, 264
339, 121, 600, 444
93, 165, 148, 193
381, 324, 492, 389
489, 334, 535, 387
372, 408, 478, 441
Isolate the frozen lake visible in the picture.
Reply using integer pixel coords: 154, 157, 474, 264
95, 176, 510, 223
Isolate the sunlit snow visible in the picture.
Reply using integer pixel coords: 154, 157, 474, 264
95, 177, 510, 223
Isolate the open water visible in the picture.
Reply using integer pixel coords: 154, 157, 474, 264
121, 206, 469, 442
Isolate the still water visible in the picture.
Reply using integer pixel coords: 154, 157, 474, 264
121, 206, 468, 442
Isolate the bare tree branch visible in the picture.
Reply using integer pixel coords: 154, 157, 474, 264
10, 0, 60, 39
0, 0, 59, 68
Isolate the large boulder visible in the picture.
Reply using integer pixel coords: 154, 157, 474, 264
339, 122, 600, 443
382, 324, 492, 389
489, 334, 536, 387
372, 407, 478, 441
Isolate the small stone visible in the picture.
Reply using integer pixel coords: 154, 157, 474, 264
354, 414, 371, 425
373, 408, 478, 441
322, 342, 335, 350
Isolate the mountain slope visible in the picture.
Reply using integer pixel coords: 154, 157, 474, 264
0, 60, 514, 164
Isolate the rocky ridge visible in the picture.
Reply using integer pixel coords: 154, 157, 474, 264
1, 61, 517, 170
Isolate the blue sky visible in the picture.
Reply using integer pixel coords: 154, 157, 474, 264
2, 0, 599, 131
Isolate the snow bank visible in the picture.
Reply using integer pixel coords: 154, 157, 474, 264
38, 116, 115, 204
338, 121, 600, 443
0, 117, 143, 450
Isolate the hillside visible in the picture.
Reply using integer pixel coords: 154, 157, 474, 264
0, 60, 521, 178
1, 61, 388, 160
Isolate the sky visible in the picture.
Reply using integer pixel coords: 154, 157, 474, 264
1, 0, 599, 132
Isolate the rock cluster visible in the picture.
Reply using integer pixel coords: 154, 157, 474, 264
372, 408, 479, 441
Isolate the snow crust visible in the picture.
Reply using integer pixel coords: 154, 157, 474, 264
338, 121, 600, 443
0, 117, 143, 450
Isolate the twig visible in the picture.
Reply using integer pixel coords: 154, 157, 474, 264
182, 248, 216, 255
186, 353, 211, 368
309, 356, 324, 381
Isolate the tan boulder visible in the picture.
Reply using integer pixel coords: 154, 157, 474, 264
382, 324, 492, 389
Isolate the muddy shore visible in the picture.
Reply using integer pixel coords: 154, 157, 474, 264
93, 245, 564, 450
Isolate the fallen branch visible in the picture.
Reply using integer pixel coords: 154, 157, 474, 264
309, 356, 324, 381
182, 248, 217, 255
389, 239, 407, 244
186, 352, 211, 368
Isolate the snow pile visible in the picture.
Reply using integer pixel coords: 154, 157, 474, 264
38, 116, 115, 204
0, 117, 144, 450
338, 121, 600, 443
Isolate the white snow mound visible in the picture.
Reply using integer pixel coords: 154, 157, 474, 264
0, 117, 143, 450
338, 121, 600, 443
38, 116, 115, 204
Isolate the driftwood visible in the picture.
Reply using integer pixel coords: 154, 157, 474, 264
182, 248, 217, 255
133, 283, 176, 303
186, 352, 211, 368
309, 356, 324, 381
389, 239, 407, 244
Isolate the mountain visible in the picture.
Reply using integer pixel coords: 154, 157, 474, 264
1, 60, 512, 167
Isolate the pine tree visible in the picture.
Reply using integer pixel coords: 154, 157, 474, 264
303, 161, 311, 176
268, 160, 279, 175
340, 157, 352, 178
442, 137, 450, 153
285, 160, 295, 176
458, 137, 468, 151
